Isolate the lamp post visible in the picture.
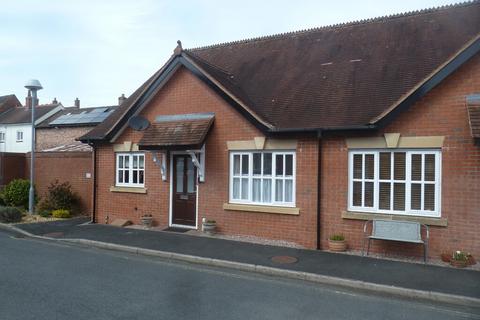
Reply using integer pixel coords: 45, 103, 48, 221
24, 79, 43, 215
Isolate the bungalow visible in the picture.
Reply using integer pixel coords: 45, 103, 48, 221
80, 2, 480, 258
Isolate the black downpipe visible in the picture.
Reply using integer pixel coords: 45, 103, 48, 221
316, 135, 322, 250
90, 142, 97, 223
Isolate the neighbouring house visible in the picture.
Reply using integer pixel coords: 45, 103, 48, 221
80, 2, 480, 259
26, 99, 118, 215
0, 93, 62, 153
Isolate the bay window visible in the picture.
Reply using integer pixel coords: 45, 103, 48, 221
116, 153, 145, 187
230, 151, 295, 206
348, 150, 441, 217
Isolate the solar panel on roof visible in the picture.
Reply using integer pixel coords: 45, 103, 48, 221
91, 107, 108, 113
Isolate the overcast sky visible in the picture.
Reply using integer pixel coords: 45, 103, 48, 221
0, 0, 459, 108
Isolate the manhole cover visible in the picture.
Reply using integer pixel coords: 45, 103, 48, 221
43, 232, 64, 238
271, 255, 298, 264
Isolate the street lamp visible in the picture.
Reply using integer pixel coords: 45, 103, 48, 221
24, 79, 43, 215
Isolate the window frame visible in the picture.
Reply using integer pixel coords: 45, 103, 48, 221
0, 131, 5, 142
115, 153, 145, 188
229, 150, 296, 207
348, 149, 442, 217
16, 130, 23, 142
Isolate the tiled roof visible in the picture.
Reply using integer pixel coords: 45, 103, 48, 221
467, 94, 480, 138
0, 104, 60, 124
0, 94, 21, 114
40, 143, 92, 152
138, 113, 214, 149
81, 1, 480, 141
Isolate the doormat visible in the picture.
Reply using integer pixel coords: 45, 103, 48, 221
163, 227, 190, 233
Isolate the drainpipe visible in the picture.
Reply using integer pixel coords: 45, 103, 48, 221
316, 132, 322, 250
88, 141, 97, 224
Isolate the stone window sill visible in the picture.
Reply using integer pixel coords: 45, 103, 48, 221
342, 211, 447, 227
223, 203, 299, 215
109, 186, 147, 194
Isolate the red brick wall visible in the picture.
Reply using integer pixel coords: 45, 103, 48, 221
95, 67, 319, 248
320, 54, 480, 258
26, 152, 93, 215
36, 127, 92, 151
0, 152, 26, 187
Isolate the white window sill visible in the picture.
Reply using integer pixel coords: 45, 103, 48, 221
223, 203, 299, 215
110, 186, 147, 194
342, 211, 447, 227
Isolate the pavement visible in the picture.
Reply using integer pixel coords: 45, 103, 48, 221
2, 217, 480, 307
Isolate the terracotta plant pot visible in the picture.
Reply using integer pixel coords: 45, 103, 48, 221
450, 259, 467, 268
328, 239, 347, 252
467, 255, 476, 266
440, 253, 451, 263
141, 216, 153, 228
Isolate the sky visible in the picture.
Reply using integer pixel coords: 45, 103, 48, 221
0, 0, 461, 108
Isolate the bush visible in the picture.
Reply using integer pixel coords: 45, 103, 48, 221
0, 206, 22, 223
329, 234, 345, 241
38, 210, 51, 218
3, 179, 35, 210
52, 209, 71, 219
38, 180, 80, 214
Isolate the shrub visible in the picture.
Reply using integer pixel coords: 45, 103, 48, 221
38, 210, 51, 218
0, 206, 22, 223
39, 180, 80, 214
329, 234, 345, 241
52, 209, 71, 219
3, 179, 35, 210
452, 251, 468, 262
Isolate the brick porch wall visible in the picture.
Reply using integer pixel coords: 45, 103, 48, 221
320, 54, 480, 258
95, 66, 319, 248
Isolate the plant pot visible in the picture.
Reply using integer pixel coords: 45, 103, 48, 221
141, 216, 153, 228
328, 239, 347, 252
467, 255, 476, 266
450, 259, 467, 268
440, 253, 451, 263
202, 222, 216, 235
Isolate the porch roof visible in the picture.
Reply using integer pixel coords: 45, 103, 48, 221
138, 113, 214, 150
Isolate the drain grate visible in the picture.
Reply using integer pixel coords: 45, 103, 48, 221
270, 255, 298, 264
11, 234, 25, 239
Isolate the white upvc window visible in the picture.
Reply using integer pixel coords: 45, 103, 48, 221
16, 131, 23, 142
116, 153, 145, 187
229, 151, 296, 207
348, 150, 441, 217
0, 132, 5, 142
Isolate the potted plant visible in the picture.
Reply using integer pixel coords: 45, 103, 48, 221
202, 217, 216, 235
328, 234, 347, 252
450, 251, 468, 268
140, 214, 153, 228
466, 253, 476, 266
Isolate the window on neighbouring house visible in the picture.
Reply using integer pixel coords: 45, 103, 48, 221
16, 131, 23, 142
230, 151, 295, 206
0, 132, 5, 142
348, 150, 441, 217
116, 153, 145, 187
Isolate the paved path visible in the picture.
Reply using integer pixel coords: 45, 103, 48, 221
14, 218, 480, 300
1, 230, 478, 320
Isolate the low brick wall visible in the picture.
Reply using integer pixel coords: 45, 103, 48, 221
26, 152, 93, 215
